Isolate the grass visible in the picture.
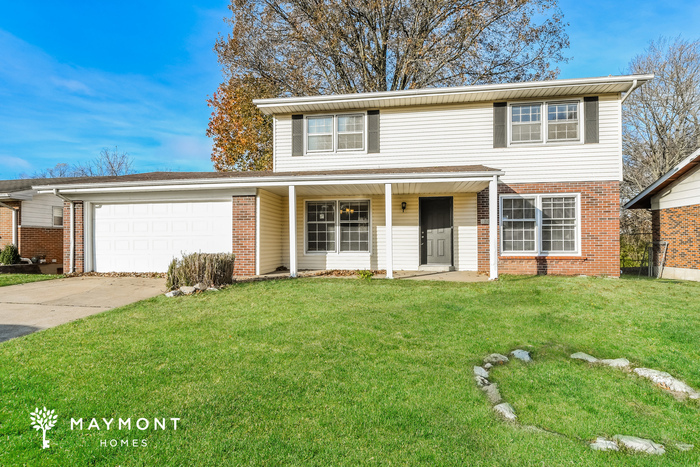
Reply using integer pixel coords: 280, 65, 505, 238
0, 275, 699, 465
0, 274, 62, 287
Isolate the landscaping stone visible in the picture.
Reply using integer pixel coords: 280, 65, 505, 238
193, 282, 207, 291
493, 403, 516, 421
675, 443, 694, 451
179, 286, 197, 295
511, 349, 532, 362
481, 383, 502, 404
613, 435, 665, 455
484, 353, 509, 365
600, 358, 630, 369
207, 287, 219, 292
634, 368, 700, 399
474, 375, 490, 388
483, 363, 493, 370
570, 352, 598, 363
164, 290, 183, 298
474, 366, 489, 378
590, 437, 619, 451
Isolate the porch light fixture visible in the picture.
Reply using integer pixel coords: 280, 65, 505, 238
401, 202, 406, 212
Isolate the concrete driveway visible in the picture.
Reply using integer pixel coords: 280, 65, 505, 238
0, 276, 165, 343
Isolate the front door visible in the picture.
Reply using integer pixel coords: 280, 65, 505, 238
420, 197, 453, 265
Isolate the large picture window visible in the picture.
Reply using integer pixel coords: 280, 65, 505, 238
306, 200, 370, 253
500, 194, 579, 255
306, 114, 364, 153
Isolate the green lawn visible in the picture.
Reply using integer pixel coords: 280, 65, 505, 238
1, 276, 699, 465
0, 274, 62, 287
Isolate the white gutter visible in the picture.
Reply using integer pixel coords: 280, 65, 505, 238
53, 189, 74, 273
0, 201, 19, 247
35, 170, 505, 194
620, 79, 638, 104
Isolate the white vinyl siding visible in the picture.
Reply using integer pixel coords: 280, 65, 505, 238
258, 189, 285, 274
282, 192, 477, 271
19, 193, 64, 228
651, 164, 700, 210
274, 94, 622, 183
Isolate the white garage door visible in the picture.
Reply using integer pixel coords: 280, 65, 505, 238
93, 201, 233, 273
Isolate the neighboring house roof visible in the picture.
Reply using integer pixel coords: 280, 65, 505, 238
624, 148, 700, 209
0, 177, 87, 198
254, 74, 653, 115
36, 165, 502, 192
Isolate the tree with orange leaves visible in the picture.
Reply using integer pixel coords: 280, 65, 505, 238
207, 75, 278, 171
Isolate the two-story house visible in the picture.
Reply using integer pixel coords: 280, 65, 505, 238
39, 74, 651, 278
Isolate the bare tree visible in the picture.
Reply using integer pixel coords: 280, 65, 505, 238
72, 147, 135, 177
622, 37, 700, 234
217, 0, 570, 95
21, 147, 136, 179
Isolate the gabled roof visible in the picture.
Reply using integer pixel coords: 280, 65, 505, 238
254, 74, 653, 115
624, 148, 700, 209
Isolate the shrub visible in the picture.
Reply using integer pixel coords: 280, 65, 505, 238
0, 244, 21, 265
166, 252, 236, 290
357, 270, 374, 280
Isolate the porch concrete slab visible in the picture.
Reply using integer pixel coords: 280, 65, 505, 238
392, 271, 488, 282
0, 276, 165, 343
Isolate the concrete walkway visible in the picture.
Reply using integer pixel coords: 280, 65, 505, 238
0, 276, 165, 343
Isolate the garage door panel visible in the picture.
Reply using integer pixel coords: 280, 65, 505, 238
94, 201, 233, 273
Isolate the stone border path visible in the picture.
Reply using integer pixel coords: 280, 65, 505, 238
474, 349, 697, 455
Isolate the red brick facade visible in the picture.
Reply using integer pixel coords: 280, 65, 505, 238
652, 204, 700, 271
0, 201, 63, 266
63, 201, 85, 273
232, 195, 256, 276
0, 201, 19, 251
477, 181, 620, 277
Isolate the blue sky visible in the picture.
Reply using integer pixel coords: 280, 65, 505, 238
0, 0, 699, 179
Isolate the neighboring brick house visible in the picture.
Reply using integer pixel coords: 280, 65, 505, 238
625, 149, 700, 281
36, 74, 652, 278
0, 179, 71, 272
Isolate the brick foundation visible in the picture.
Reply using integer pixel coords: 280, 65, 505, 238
232, 195, 256, 276
652, 204, 700, 271
63, 201, 84, 273
477, 181, 620, 277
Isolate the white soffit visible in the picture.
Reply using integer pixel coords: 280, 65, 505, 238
254, 74, 654, 115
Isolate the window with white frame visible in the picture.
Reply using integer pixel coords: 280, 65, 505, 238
306, 200, 370, 253
510, 100, 580, 145
547, 102, 579, 141
501, 194, 579, 255
339, 201, 369, 252
306, 114, 364, 153
511, 104, 542, 143
306, 201, 336, 252
307, 116, 334, 152
52, 206, 63, 227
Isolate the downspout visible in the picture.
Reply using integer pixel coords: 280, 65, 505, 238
53, 189, 74, 273
620, 79, 638, 104
0, 201, 19, 248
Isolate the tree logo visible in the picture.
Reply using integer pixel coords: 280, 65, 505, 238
30, 407, 57, 449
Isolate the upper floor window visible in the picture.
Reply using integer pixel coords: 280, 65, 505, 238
306, 113, 364, 153
509, 100, 580, 145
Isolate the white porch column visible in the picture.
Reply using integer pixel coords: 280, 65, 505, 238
489, 175, 499, 280
288, 185, 297, 278
11, 207, 18, 247
385, 183, 393, 279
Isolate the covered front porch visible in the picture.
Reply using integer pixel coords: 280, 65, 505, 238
253, 166, 502, 280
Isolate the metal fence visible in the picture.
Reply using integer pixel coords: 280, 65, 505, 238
620, 233, 669, 278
